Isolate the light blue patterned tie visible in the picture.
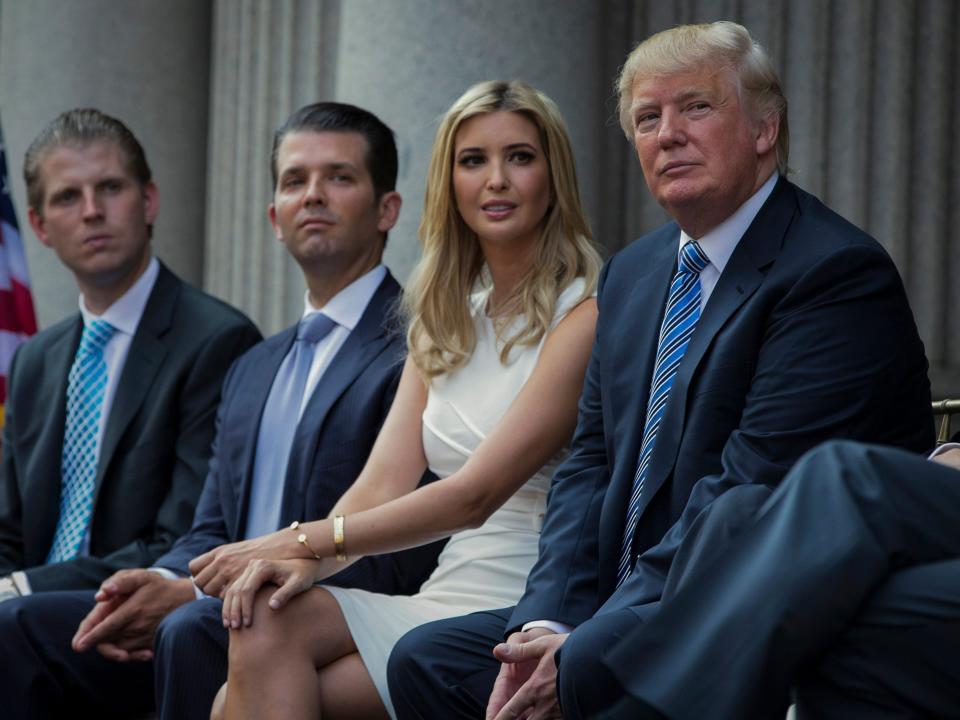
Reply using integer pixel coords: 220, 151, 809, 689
244, 312, 337, 539
616, 241, 710, 586
47, 319, 118, 563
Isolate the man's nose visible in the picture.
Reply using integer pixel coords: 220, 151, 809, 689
304, 176, 326, 205
657, 109, 687, 148
81, 188, 103, 220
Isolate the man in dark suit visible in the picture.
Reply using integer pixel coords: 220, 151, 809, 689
590, 440, 960, 719
0, 103, 442, 720
0, 107, 261, 594
386, 21, 933, 720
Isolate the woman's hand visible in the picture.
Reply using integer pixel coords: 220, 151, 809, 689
221, 557, 325, 628
188, 530, 301, 598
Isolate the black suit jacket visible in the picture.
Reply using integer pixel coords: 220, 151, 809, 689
0, 263, 262, 591
511, 178, 933, 631
157, 271, 443, 595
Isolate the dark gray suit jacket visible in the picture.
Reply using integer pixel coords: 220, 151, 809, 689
0, 263, 261, 591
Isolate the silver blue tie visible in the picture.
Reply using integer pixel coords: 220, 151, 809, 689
244, 312, 337, 539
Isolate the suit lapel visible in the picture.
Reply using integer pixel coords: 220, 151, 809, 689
639, 179, 796, 513
606, 230, 677, 512
280, 273, 401, 522
232, 329, 296, 537
94, 266, 178, 498
30, 320, 82, 552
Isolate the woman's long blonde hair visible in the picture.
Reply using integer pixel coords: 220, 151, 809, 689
403, 80, 601, 379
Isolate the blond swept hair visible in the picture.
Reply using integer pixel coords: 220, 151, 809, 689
404, 80, 601, 379
617, 21, 790, 174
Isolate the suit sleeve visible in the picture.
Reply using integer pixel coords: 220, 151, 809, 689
24, 321, 262, 591
152, 357, 243, 576
605, 243, 930, 612
0, 346, 27, 575
508, 261, 614, 632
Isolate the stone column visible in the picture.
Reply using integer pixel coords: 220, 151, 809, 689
0, 0, 212, 328
332, 0, 614, 286
204, 0, 338, 335
613, 0, 960, 396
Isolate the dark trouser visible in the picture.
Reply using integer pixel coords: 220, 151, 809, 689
0, 590, 153, 720
0, 590, 227, 720
387, 480, 775, 719
153, 598, 228, 720
388, 607, 511, 719
595, 441, 960, 720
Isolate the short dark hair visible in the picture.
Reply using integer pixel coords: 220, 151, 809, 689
270, 102, 398, 198
23, 108, 152, 214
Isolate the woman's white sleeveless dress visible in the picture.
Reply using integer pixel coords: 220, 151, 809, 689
324, 278, 587, 718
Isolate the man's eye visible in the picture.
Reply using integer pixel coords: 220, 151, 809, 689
635, 113, 658, 129
331, 174, 353, 183
51, 190, 79, 205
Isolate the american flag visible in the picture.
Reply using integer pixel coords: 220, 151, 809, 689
0, 122, 37, 428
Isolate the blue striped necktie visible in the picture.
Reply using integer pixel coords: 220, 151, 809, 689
616, 240, 710, 587
47, 319, 118, 563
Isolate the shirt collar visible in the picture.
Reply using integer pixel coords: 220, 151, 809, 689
679, 171, 778, 273
79, 256, 160, 336
301, 264, 386, 331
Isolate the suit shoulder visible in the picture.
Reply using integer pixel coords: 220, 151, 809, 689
785, 183, 888, 258
173, 280, 259, 334
10, 315, 77, 364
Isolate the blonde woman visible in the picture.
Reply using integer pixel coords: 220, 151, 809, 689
195, 80, 602, 719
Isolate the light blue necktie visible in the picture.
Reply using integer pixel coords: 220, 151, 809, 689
47, 319, 118, 563
244, 312, 337, 539
616, 241, 710, 587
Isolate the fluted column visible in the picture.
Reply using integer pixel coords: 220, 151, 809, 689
332, 0, 612, 287
204, 0, 338, 334
609, 0, 960, 396
0, 0, 212, 328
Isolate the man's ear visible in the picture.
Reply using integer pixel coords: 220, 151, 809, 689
267, 203, 283, 242
377, 191, 402, 233
755, 113, 780, 157
27, 207, 51, 248
142, 182, 160, 226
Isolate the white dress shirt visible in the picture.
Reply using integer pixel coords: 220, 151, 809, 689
523, 173, 779, 636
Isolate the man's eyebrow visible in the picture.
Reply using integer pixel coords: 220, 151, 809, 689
631, 87, 720, 113
279, 161, 358, 177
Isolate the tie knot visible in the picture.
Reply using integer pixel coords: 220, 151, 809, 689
679, 241, 710, 275
297, 312, 336, 343
79, 319, 117, 354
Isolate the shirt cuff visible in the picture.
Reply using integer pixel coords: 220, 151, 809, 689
147, 566, 181, 581
148, 566, 211, 601
521, 620, 573, 634
11, 571, 31, 596
929, 442, 960, 460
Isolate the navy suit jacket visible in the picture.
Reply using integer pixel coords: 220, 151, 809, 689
0, 264, 262, 591
511, 178, 933, 631
157, 271, 443, 594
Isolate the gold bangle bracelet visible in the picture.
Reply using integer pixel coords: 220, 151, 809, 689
289, 521, 322, 560
333, 515, 347, 561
